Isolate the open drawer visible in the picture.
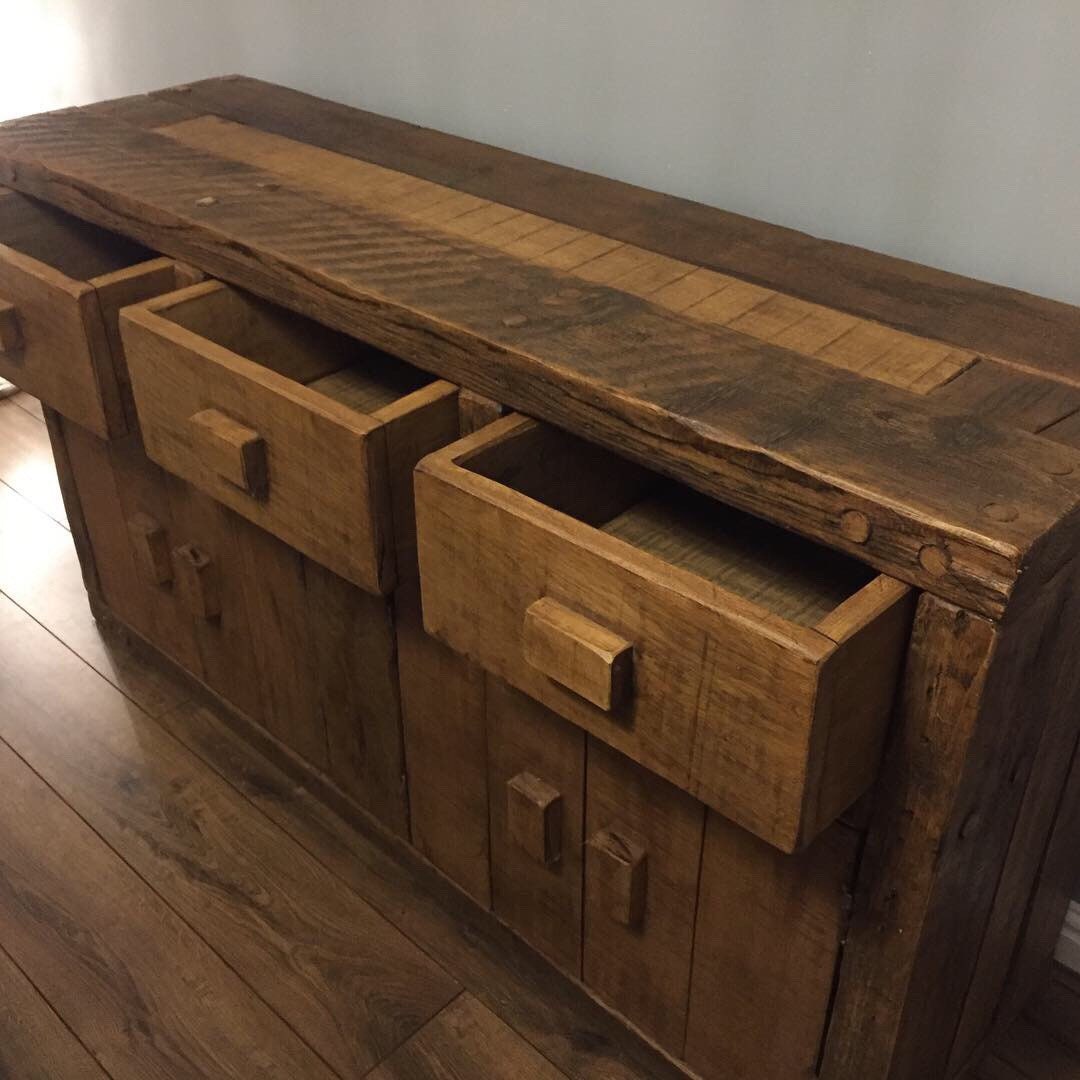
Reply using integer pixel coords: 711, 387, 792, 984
0, 188, 185, 438
120, 280, 459, 594
416, 415, 914, 852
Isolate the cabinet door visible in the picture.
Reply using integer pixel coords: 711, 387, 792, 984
398, 580, 490, 907
684, 813, 860, 1079
63, 421, 200, 675
487, 677, 585, 976
583, 738, 705, 1055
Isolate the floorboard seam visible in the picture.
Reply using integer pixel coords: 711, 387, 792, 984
0, 721, 350, 1080
0, 939, 115, 1079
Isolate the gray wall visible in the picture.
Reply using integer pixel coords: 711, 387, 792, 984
3, 1, 1080, 305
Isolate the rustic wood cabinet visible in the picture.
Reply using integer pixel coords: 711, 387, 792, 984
4, 76, 1080, 1079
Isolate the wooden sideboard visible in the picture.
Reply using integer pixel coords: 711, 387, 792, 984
2, 76, 1079, 1079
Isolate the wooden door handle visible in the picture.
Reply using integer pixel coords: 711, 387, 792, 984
506, 771, 563, 865
588, 827, 648, 928
188, 408, 268, 499
173, 543, 222, 620
127, 513, 172, 586
523, 597, 633, 711
0, 299, 23, 355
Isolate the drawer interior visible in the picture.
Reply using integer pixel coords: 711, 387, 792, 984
462, 421, 876, 627
156, 282, 435, 412
0, 192, 155, 283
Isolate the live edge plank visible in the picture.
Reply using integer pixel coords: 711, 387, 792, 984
0, 947, 109, 1080
2, 110, 1079, 617
0, 593, 459, 1078
157, 77, 1080, 387
823, 574, 1080, 1079
0, 733, 337, 1079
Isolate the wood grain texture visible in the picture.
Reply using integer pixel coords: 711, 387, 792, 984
149, 77, 1080, 387
0, 591, 459, 1078
951, 637, 1080, 1068
188, 406, 268, 497
507, 771, 564, 866
523, 596, 633, 712
583, 739, 705, 1056
396, 580, 491, 906
684, 817, 859, 1080
89, 255, 191, 429
153, 113, 975, 400
417, 416, 909, 851
0, 946, 109, 1080
126, 510, 172, 585
162, 478, 261, 717
0, 678, 340, 1078
487, 678, 586, 977
63, 423, 203, 678
4, 414, 191, 718
0, 393, 67, 526
0, 297, 20, 350
0, 188, 136, 437
367, 993, 568, 1080
304, 557, 409, 837
121, 286, 396, 595
932, 359, 1080, 435
823, 574, 1080, 1080
230, 513, 329, 769
993, 738, 1080, 1039
3, 108, 1078, 615
157, 699, 691, 1080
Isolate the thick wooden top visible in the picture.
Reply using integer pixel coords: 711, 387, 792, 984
3, 76, 1080, 618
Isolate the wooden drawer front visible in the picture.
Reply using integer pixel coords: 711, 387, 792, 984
121, 280, 458, 594
416, 415, 914, 853
0, 188, 182, 438
487, 678, 585, 977
584, 739, 705, 1056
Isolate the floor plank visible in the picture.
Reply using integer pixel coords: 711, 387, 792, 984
367, 993, 568, 1079
1033, 969, 1080, 1056
992, 1018, 1080, 1080
0, 734, 339, 1080
0, 480, 189, 718
11, 390, 46, 422
0, 592, 460, 1078
0, 397, 67, 528
0, 946, 109, 1080
979, 967, 1080, 1079
156, 700, 689, 1080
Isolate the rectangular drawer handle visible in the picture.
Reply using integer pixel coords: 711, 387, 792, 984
0, 299, 23, 355
173, 543, 222, 620
188, 408, 268, 499
588, 827, 648, 928
506, 771, 562, 866
523, 597, 633, 712
127, 513, 173, 586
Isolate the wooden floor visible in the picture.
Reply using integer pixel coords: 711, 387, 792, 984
978, 966, 1080, 1079
0, 391, 687, 1080
1, 390, 1077, 1080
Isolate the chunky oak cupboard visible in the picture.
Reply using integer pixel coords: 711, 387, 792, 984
3, 76, 1080, 1079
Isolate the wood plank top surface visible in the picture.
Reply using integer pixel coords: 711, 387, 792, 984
4, 78, 1080, 617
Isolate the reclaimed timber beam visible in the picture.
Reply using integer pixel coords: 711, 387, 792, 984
1, 109, 1079, 617
154, 76, 1080, 386
822, 563, 1080, 1078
